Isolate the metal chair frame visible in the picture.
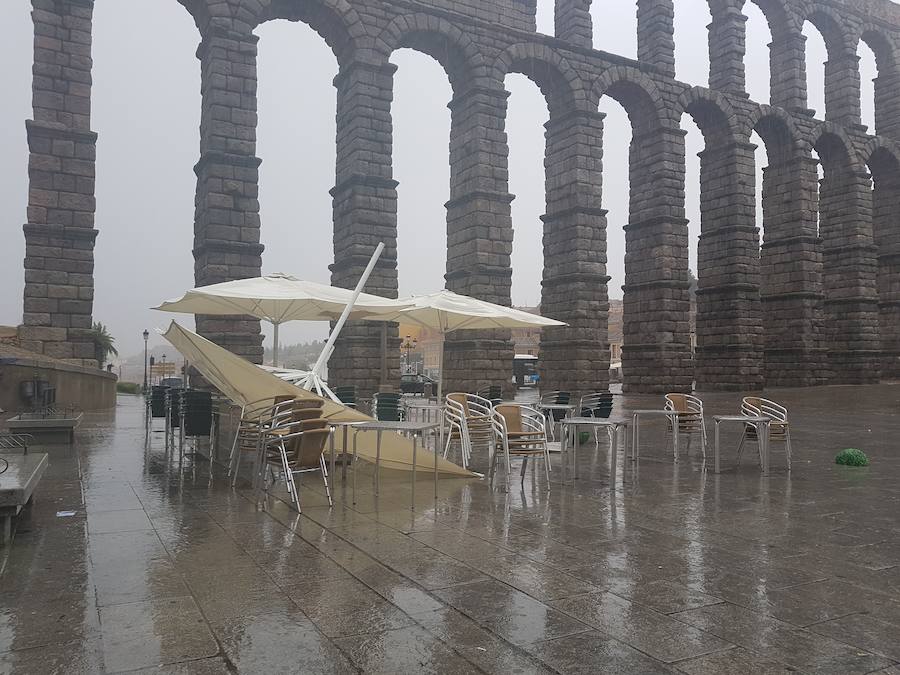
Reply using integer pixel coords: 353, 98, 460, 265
228, 396, 297, 487
664, 393, 708, 459
577, 392, 614, 448
489, 404, 550, 492
444, 393, 493, 470
739, 397, 792, 470
537, 391, 572, 441
261, 422, 332, 513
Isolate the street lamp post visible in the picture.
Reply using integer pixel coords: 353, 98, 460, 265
142, 329, 149, 393
401, 335, 418, 374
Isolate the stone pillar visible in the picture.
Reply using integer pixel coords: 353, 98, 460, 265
540, 109, 609, 395
770, 32, 808, 112
873, 63, 900, 139
818, 160, 880, 382
871, 161, 900, 378
192, 23, 264, 362
21, 0, 98, 364
759, 154, 827, 386
708, 1, 747, 95
443, 85, 515, 395
824, 52, 862, 126
695, 141, 764, 390
554, 0, 592, 48
637, 0, 676, 78
329, 61, 401, 400
622, 125, 693, 393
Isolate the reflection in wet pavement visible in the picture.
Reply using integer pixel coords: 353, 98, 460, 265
1, 385, 900, 673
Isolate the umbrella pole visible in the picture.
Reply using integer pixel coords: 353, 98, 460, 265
310, 242, 385, 380
273, 322, 280, 368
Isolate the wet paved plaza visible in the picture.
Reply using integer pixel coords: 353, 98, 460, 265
2, 385, 900, 674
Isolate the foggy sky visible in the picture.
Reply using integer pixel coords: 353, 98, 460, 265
0, 1, 879, 358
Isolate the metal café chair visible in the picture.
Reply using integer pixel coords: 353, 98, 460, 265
444, 393, 494, 470
334, 386, 357, 409
476, 385, 503, 406
739, 396, 793, 470
490, 404, 551, 492
373, 392, 404, 421
577, 392, 614, 448
537, 391, 572, 441
228, 395, 295, 487
262, 416, 332, 513
664, 393, 708, 459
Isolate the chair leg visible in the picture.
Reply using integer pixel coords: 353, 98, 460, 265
520, 456, 528, 485
785, 427, 792, 471
736, 430, 747, 464
543, 448, 551, 486
320, 456, 333, 507
700, 423, 707, 459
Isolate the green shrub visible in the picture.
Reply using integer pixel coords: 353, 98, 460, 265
117, 382, 142, 395
835, 448, 869, 467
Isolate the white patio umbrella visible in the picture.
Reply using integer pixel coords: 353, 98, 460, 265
152, 245, 405, 370
355, 290, 567, 400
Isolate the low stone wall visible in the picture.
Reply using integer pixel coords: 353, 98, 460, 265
0, 357, 116, 413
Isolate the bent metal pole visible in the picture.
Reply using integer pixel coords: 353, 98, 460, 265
306, 242, 386, 391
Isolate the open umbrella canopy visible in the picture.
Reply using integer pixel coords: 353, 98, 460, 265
153, 273, 405, 324
353, 290, 566, 399
357, 290, 567, 332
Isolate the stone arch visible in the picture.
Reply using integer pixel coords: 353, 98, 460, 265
801, 4, 856, 60
176, 0, 209, 31
747, 0, 801, 40
252, 0, 364, 65
857, 24, 900, 137
810, 121, 865, 173
594, 66, 666, 133
747, 105, 803, 164
375, 12, 487, 91
493, 43, 585, 117
676, 86, 740, 146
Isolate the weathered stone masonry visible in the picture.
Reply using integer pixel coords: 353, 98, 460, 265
21, 0, 900, 396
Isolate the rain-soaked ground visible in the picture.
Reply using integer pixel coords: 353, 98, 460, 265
2, 385, 900, 674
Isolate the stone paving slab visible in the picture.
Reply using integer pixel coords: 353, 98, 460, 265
0, 389, 899, 673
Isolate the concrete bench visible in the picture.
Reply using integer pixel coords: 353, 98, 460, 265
0, 453, 48, 545
6, 412, 81, 445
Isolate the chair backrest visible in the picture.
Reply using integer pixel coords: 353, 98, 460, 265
285, 428, 331, 468
495, 404, 524, 434
665, 393, 703, 415
580, 392, 614, 419
374, 392, 403, 421
742, 397, 787, 423
540, 391, 571, 406
477, 385, 502, 402
446, 392, 470, 417
335, 386, 356, 406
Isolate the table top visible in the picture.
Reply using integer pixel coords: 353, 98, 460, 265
0, 453, 48, 509
632, 409, 678, 416
404, 401, 443, 409
562, 417, 628, 426
714, 415, 770, 423
352, 420, 441, 432
537, 404, 576, 410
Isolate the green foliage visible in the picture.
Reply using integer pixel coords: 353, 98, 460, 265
835, 448, 870, 467
91, 321, 118, 368
116, 382, 142, 395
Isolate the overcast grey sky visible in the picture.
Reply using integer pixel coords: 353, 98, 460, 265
0, 1, 878, 357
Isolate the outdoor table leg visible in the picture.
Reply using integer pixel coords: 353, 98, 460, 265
714, 420, 721, 474
374, 430, 382, 497
411, 434, 417, 511
673, 414, 679, 462
759, 421, 769, 476
329, 427, 336, 494
352, 430, 359, 505
434, 428, 439, 501
342, 426, 349, 483
574, 423, 580, 480
631, 414, 638, 462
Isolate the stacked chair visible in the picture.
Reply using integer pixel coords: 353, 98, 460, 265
577, 392, 615, 448
260, 399, 332, 512
664, 393, 708, 458
490, 404, 551, 491
444, 393, 494, 470
538, 391, 572, 440
373, 392, 404, 421
476, 385, 503, 407
334, 386, 357, 409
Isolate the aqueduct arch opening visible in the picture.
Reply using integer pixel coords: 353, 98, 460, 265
19, 0, 900, 396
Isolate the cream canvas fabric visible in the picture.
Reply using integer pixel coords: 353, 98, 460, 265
162, 321, 474, 478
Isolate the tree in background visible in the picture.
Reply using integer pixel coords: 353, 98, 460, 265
91, 321, 118, 368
